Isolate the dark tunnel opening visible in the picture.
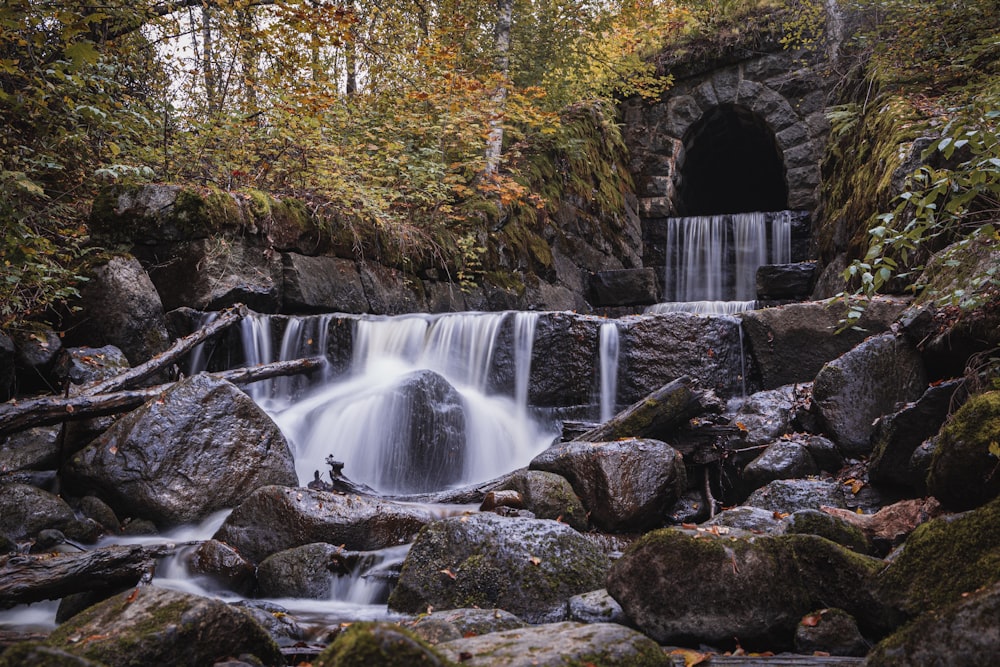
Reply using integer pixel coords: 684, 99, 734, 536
676, 104, 788, 216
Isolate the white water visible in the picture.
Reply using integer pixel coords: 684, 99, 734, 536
598, 322, 619, 422
656, 210, 792, 314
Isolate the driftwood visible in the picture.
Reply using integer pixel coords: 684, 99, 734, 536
577, 376, 719, 443
0, 356, 326, 437
0, 543, 182, 609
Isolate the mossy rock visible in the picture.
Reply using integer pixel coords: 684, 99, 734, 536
784, 509, 873, 555
0, 642, 106, 667
927, 390, 1000, 510
45, 586, 283, 667
865, 581, 1000, 667
315, 622, 453, 667
876, 495, 1000, 618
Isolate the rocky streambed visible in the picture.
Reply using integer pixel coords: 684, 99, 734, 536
2, 279, 1000, 665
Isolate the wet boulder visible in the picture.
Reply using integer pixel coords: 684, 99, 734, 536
864, 580, 1000, 667
64, 255, 170, 365
739, 295, 908, 389
521, 312, 600, 407
436, 622, 669, 667
283, 253, 370, 314
0, 483, 93, 546
0, 644, 104, 667
497, 469, 588, 531
727, 384, 808, 449
876, 496, 1000, 620
315, 622, 450, 667
44, 586, 283, 666
784, 509, 872, 555
926, 390, 1000, 511
256, 542, 347, 599
62, 374, 297, 528
388, 513, 610, 623
382, 370, 467, 493
794, 608, 870, 657
702, 506, 786, 535
0, 426, 61, 473
869, 379, 960, 494
11, 327, 62, 394
741, 439, 819, 493
406, 608, 527, 644
187, 539, 256, 595
567, 589, 630, 625
812, 332, 927, 456
744, 478, 847, 514
606, 529, 891, 650
529, 438, 686, 532
213, 485, 434, 564
54, 345, 133, 454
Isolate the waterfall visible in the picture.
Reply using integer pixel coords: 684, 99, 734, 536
599, 322, 619, 423
273, 312, 556, 495
652, 211, 792, 314
238, 314, 333, 410
513, 312, 539, 415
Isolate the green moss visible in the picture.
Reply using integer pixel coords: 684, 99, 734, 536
316, 622, 453, 667
927, 391, 1000, 510
877, 495, 1000, 617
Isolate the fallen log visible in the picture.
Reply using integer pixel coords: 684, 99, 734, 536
577, 376, 721, 443
80, 303, 248, 396
0, 543, 182, 609
0, 356, 326, 437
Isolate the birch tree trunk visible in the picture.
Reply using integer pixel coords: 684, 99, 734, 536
484, 0, 513, 176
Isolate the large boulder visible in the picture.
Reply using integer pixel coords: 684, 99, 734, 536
876, 496, 1000, 620
436, 622, 670, 667
388, 513, 610, 623
521, 312, 600, 407
314, 622, 451, 667
812, 332, 927, 455
864, 581, 1000, 667
44, 586, 283, 666
741, 439, 819, 493
869, 379, 961, 494
926, 390, 1000, 511
744, 478, 847, 514
606, 529, 892, 650
65, 255, 170, 365
529, 438, 686, 532
213, 485, 435, 564
497, 469, 589, 531
0, 483, 91, 545
739, 296, 908, 389
283, 253, 369, 313
62, 374, 297, 527
617, 312, 747, 400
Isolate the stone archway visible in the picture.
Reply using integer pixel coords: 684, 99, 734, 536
676, 104, 788, 215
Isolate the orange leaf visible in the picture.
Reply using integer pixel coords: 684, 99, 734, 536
801, 613, 822, 627
439, 568, 457, 580
669, 648, 710, 666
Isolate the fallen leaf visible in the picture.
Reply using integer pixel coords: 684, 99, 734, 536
668, 649, 710, 667
439, 568, 457, 580
528, 556, 541, 566
801, 613, 822, 627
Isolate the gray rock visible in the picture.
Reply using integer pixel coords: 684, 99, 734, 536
388, 513, 610, 623
784, 509, 871, 554
606, 529, 890, 650
703, 506, 786, 534
567, 589, 630, 625
742, 440, 819, 491
188, 539, 256, 595
53, 345, 132, 453
800, 433, 844, 473
529, 438, 686, 533
869, 379, 960, 494
283, 253, 369, 313
0, 426, 61, 472
739, 296, 908, 389
359, 262, 426, 314
62, 374, 297, 527
256, 543, 344, 599
498, 469, 588, 531
745, 479, 847, 514
588, 268, 659, 307
795, 608, 869, 657
67, 255, 170, 365
231, 600, 306, 648
0, 483, 85, 544
436, 622, 669, 667
213, 485, 433, 564
728, 384, 805, 448
315, 622, 450, 667
813, 332, 927, 455
45, 586, 284, 666
407, 608, 527, 644
0, 644, 104, 667
522, 312, 600, 407
11, 327, 62, 393
0, 332, 14, 401
756, 262, 817, 300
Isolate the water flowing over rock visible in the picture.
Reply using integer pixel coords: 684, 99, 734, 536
256, 543, 350, 599
61, 374, 297, 528
213, 485, 435, 564
606, 529, 891, 650
388, 513, 610, 623
739, 296, 908, 389
529, 438, 686, 532
436, 622, 669, 666
42, 586, 284, 666
813, 332, 928, 455
63, 255, 170, 365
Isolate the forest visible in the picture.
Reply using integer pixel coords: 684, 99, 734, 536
1, 0, 998, 332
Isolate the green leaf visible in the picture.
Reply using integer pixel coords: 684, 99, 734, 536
64, 41, 99, 68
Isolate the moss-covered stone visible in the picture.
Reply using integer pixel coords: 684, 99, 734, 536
927, 390, 1000, 510
784, 509, 872, 554
315, 622, 453, 667
876, 495, 1000, 618
0, 642, 105, 667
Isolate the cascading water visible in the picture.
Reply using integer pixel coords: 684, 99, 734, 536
598, 322, 619, 423
649, 210, 792, 314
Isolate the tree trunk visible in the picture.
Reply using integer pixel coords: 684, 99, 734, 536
484, 0, 513, 177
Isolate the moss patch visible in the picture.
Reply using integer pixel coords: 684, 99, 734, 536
316, 622, 452, 667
